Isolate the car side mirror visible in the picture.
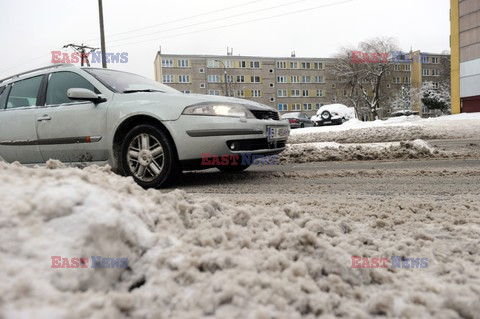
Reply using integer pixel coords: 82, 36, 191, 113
67, 88, 106, 103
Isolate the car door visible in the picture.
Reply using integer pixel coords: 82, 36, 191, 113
35, 71, 109, 163
0, 76, 45, 164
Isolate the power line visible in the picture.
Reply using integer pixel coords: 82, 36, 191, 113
108, 0, 354, 50
0, 52, 53, 75
80, 0, 266, 44
91, 0, 310, 47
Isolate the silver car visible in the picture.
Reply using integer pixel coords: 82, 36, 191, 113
0, 64, 289, 188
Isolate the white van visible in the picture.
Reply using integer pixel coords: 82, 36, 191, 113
311, 104, 357, 126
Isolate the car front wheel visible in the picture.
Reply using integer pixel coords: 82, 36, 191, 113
121, 124, 179, 188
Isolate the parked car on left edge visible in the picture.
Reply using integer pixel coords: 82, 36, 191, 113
0, 64, 290, 188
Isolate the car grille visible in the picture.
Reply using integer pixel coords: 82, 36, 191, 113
226, 138, 286, 151
250, 110, 280, 120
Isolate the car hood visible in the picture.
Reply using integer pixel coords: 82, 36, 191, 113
112, 91, 278, 121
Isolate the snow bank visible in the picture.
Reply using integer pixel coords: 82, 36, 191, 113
291, 113, 480, 141
281, 140, 445, 164
1, 162, 479, 318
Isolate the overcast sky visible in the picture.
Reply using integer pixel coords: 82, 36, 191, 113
0, 0, 450, 80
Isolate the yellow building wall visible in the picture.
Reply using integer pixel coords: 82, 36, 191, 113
451, 0, 461, 114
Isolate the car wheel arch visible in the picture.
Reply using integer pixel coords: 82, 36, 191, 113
112, 114, 179, 174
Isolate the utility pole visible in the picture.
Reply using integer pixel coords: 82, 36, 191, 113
63, 44, 98, 66
98, 0, 107, 68
215, 59, 228, 96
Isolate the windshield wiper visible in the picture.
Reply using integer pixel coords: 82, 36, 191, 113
122, 89, 164, 93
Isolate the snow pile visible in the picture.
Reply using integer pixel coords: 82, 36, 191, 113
1, 162, 480, 318
281, 140, 444, 164
290, 113, 480, 144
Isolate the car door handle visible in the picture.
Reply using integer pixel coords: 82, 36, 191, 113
37, 115, 52, 121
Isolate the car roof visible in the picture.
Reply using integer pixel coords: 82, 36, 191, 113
0, 64, 78, 86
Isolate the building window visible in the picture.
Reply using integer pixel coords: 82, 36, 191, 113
394, 64, 400, 71
276, 61, 287, 69
178, 75, 190, 83
302, 76, 311, 83
270, 97, 275, 102
404, 65, 411, 72
291, 75, 299, 83
387, 84, 391, 89
239, 61, 247, 68
250, 61, 260, 68
277, 89, 287, 97
302, 89, 309, 97
250, 75, 261, 83
290, 61, 298, 69
177, 59, 189, 68
251, 89, 261, 97
236, 75, 245, 83
315, 103, 323, 110
199, 68, 205, 73
421, 56, 429, 63
277, 76, 287, 83
162, 59, 173, 67
393, 77, 401, 84
236, 90, 245, 97
422, 69, 430, 76
208, 75, 220, 83
162, 74, 174, 83
431, 57, 439, 64
180, 90, 191, 94
269, 69, 274, 73
303, 103, 312, 111
278, 103, 288, 111
200, 83, 206, 88
432, 69, 439, 76
301, 62, 311, 69
316, 90, 323, 97
269, 83, 274, 88
291, 89, 300, 97
314, 76, 324, 83
291, 103, 301, 111
208, 90, 220, 96
226, 75, 234, 83
433, 82, 439, 89
403, 77, 411, 84
314, 62, 323, 70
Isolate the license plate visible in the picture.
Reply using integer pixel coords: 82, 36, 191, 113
267, 126, 289, 142
323, 121, 332, 124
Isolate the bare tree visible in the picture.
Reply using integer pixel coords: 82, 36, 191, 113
333, 37, 400, 120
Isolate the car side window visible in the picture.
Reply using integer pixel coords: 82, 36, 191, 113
0, 86, 8, 110
46, 71, 98, 105
6, 76, 43, 109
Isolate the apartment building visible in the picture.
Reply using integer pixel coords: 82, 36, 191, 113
154, 53, 336, 116
154, 51, 450, 118
451, 0, 480, 113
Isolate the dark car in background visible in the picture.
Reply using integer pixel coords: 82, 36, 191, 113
281, 112, 314, 129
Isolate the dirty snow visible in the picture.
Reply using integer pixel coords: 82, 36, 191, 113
1, 161, 480, 318
286, 114, 480, 162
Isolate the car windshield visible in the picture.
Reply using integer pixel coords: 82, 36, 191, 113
281, 113, 301, 119
84, 68, 179, 94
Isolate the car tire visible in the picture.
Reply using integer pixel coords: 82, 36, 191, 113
121, 124, 179, 188
340, 117, 346, 124
300, 123, 305, 128
217, 164, 251, 172
321, 111, 331, 120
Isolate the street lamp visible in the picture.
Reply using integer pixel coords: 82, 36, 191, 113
215, 59, 228, 96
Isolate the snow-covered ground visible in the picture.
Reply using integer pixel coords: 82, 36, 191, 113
1, 161, 480, 318
283, 114, 480, 163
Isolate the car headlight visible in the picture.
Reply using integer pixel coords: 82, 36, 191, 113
182, 103, 255, 118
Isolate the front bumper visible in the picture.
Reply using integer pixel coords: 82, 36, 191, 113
163, 115, 290, 161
